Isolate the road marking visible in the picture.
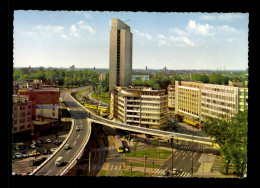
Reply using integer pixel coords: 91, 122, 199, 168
77, 134, 80, 138
73, 141, 77, 145
67, 150, 71, 154
46, 169, 52, 175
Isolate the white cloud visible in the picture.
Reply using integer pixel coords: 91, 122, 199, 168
182, 37, 195, 46
158, 35, 195, 47
157, 34, 165, 39
186, 20, 214, 36
61, 34, 69, 40
69, 21, 96, 37
169, 28, 187, 36
217, 13, 243, 21
200, 15, 215, 21
75, 11, 93, 20
36, 25, 64, 33
69, 24, 79, 37
200, 13, 244, 22
217, 25, 240, 34
35, 25, 65, 38
133, 29, 152, 40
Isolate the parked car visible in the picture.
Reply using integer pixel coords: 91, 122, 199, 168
45, 139, 52, 143
15, 153, 23, 159
76, 126, 80, 131
22, 153, 29, 158
50, 148, 57, 153
30, 144, 36, 149
54, 140, 62, 145
172, 168, 178, 175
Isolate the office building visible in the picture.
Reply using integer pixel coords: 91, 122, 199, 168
167, 84, 175, 118
174, 81, 248, 126
110, 86, 168, 130
109, 18, 133, 92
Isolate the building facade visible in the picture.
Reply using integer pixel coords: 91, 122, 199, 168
167, 84, 175, 118
111, 86, 168, 130
174, 81, 248, 126
132, 75, 150, 82
109, 18, 133, 92
12, 95, 34, 135
18, 87, 59, 120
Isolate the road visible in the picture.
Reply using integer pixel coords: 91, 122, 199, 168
33, 90, 91, 176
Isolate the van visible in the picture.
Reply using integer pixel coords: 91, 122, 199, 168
55, 157, 63, 166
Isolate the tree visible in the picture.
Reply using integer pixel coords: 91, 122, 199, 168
202, 110, 247, 176
209, 73, 228, 85
91, 77, 99, 93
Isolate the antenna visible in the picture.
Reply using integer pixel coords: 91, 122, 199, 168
124, 19, 131, 23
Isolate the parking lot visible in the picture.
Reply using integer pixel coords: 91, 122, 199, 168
12, 130, 69, 175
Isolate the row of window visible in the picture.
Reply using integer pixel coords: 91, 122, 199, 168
13, 124, 31, 131
204, 86, 236, 94
13, 111, 31, 118
201, 98, 236, 107
13, 105, 31, 111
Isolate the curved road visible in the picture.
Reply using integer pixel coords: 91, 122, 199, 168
34, 90, 91, 176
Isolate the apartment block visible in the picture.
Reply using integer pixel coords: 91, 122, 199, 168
111, 86, 168, 130
12, 95, 34, 134
109, 18, 133, 92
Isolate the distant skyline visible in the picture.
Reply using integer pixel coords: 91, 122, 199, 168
13, 11, 249, 70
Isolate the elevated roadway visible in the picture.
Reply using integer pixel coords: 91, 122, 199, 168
31, 86, 217, 176
32, 89, 91, 176
71, 88, 217, 147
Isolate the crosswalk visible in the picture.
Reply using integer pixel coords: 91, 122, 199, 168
153, 168, 191, 177
178, 145, 203, 152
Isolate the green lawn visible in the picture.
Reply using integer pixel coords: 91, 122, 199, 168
91, 92, 110, 104
126, 162, 160, 168
122, 170, 152, 177
125, 148, 172, 159
99, 170, 107, 176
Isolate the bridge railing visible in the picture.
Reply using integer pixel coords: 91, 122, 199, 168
69, 89, 217, 148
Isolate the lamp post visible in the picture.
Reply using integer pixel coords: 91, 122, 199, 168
171, 137, 174, 176
191, 117, 194, 176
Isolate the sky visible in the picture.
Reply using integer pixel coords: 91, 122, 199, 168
13, 11, 249, 70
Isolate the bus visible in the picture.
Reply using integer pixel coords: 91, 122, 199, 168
115, 135, 124, 153
183, 118, 201, 129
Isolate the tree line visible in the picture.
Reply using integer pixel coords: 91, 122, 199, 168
132, 71, 248, 91
13, 68, 109, 92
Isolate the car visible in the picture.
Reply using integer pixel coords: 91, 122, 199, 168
163, 169, 170, 176
131, 138, 137, 142
22, 153, 29, 158
76, 126, 80, 131
40, 157, 47, 162
30, 144, 36, 149
45, 139, 52, 143
64, 144, 70, 150
50, 148, 57, 153
172, 168, 178, 175
15, 153, 23, 159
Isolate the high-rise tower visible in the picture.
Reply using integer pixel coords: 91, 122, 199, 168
109, 18, 133, 92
